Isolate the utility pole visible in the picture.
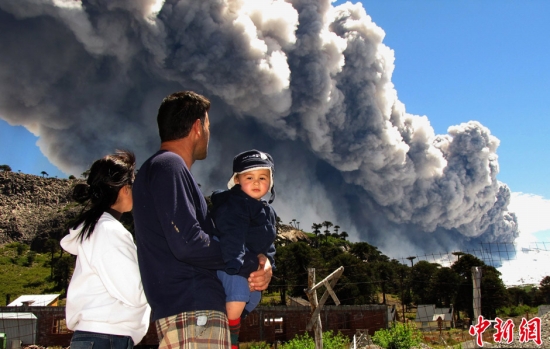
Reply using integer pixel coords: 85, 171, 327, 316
406, 256, 416, 267
472, 267, 482, 320
472, 266, 482, 348
399, 269, 405, 321
405, 257, 416, 315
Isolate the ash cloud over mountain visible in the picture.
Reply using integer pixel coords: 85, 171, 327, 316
0, 0, 518, 255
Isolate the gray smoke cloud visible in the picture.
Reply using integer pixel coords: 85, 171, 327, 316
0, 0, 518, 256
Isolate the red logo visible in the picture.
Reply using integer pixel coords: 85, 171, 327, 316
469, 315, 491, 347
468, 316, 543, 346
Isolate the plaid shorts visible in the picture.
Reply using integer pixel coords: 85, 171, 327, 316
156, 310, 231, 349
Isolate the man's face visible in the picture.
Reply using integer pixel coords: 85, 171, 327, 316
195, 112, 210, 160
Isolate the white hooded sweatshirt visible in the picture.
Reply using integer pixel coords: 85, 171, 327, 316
61, 212, 151, 344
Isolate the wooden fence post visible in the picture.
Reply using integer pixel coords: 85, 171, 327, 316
304, 266, 344, 349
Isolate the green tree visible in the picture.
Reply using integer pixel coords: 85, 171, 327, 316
538, 276, 550, 304
395, 263, 413, 314
410, 261, 438, 305
349, 242, 386, 262
322, 221, 333, 242
0, 164, 12, 172
347, 262, 379, 305
41, 171, 49, 177
311, 223, 322, 246
339, 231, 348, 241
25, 251, 37, 267
506, 286, 533, 307
45, 238, 60, 278
481, 265, 508, 318
429, 266, 460, 307
68, 175, 76, 180
15, 243, 29, 256
324, 251, 377, 305
273, 244, 296, 304
52, 255, 75, 295
373, 260, 396, 304
451, 254, 485, 320
289, 219, 297, 228
274, 242, 322, 299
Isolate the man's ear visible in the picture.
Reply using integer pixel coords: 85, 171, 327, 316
192, 118, 202, 137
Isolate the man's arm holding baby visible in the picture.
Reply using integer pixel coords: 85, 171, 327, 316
248, 254, 272, 291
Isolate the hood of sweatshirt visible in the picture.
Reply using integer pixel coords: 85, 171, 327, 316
210, 186, 234, 214
61, 211, 122, 255
61, 224, 83, 255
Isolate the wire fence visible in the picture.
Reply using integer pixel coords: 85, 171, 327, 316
0, 242, 548, 348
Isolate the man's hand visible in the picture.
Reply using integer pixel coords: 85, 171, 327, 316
248, 254, 272, 291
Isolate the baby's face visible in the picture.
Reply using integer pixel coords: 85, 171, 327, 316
234, 169, 271, 200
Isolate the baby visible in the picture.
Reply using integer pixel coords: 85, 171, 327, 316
210, 149, 277, 349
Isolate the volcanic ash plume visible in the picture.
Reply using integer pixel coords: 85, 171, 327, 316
0, 0, 518, 255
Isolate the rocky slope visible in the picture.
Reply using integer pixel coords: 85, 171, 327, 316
0, 171, 309, 251
0, 171, 81, 250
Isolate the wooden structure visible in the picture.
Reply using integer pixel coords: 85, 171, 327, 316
0, 303, 388, 347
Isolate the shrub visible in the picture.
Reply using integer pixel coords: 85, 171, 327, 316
497, 304, 538, 318
279, 330, 349, 349
15, 243, 29, 256
26, 251, 37, 266
248, 342, 271, 349
280, 332, 314, 349
372, 321, 422, 349
321, 330, 350, 349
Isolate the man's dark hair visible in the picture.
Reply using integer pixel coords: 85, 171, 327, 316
157, 91, 210, 142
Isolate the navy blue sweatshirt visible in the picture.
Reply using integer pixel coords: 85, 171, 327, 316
132, 151, 259, 321
211, 185, 277, 275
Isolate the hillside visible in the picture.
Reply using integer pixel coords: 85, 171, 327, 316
0, 171, 309, 249
0, 171, 81, 250
1, 170, 546, 327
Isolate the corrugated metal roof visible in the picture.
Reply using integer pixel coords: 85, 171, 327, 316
7, 294, 60, 307
0, 313, 37, 320
415, 304, 454, 322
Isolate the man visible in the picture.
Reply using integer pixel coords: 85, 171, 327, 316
133, 91, 272, 348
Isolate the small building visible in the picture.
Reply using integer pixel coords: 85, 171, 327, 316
0, 306, 72, 347
7, 295, 60, 307
415, 304, 454, 331
0, 312, 38, 347
239, 305, 388, 344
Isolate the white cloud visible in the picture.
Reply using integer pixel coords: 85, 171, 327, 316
499, 246, 550, 286
508, 192, 550, 244
497, 192, 550, 285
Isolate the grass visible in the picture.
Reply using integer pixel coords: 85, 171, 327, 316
260, 291, 284, 306
0, 243, 57, 305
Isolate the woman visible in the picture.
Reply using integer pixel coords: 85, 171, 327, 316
61, 150, 150, 349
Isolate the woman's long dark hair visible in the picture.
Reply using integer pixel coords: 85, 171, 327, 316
71, 150, 136, 241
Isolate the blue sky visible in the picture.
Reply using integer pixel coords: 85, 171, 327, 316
337, 0, 550, 247
348, 0, 550, 198
1, 0, 549, 244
